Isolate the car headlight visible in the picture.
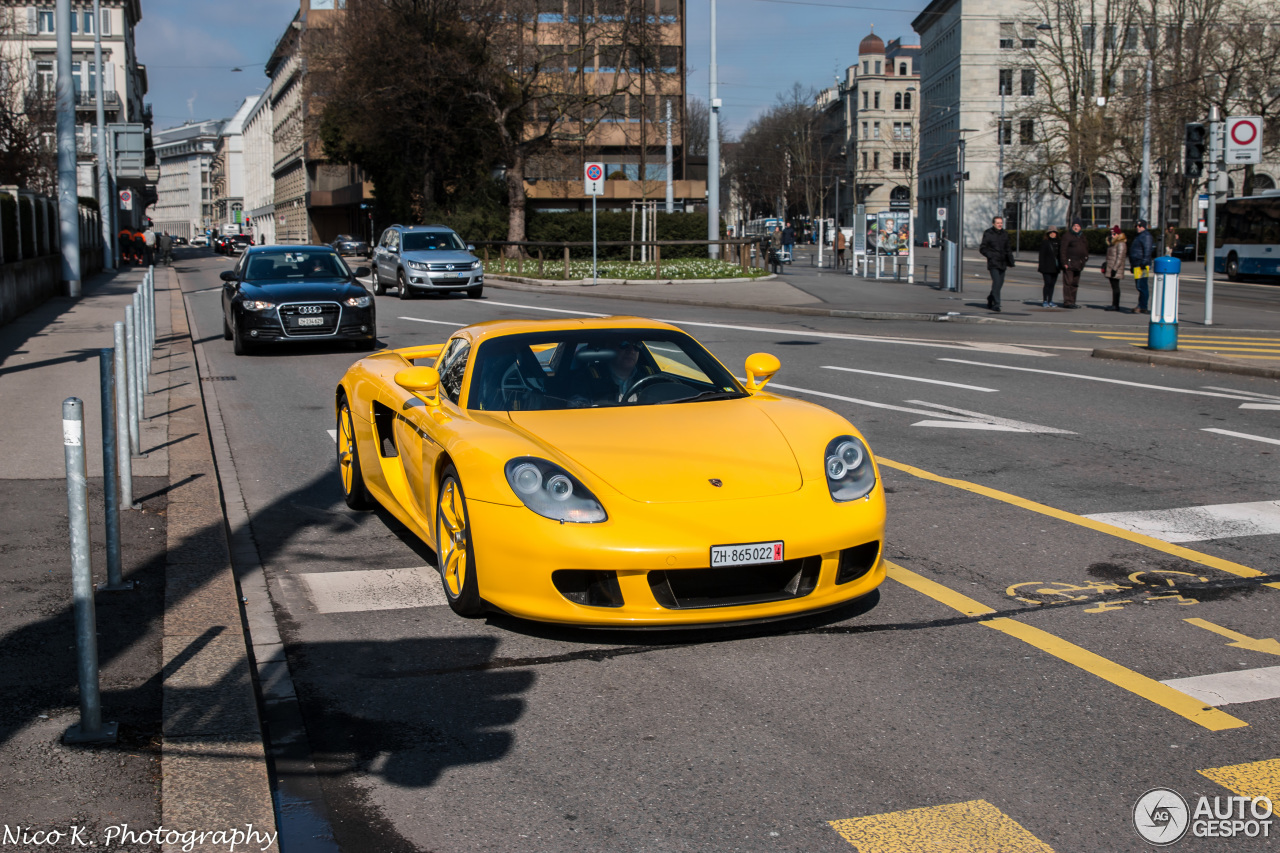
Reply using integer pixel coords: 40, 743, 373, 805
344, 295, 372, 307
242, 300, 275, 311
504, 457, 607, 523
471, 260, 483, 270
824, 435, 875, 501
407, 260, 429, 270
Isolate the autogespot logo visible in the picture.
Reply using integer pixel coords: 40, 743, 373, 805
1135, 788, 1190, 845
1135, 787, 1275, 845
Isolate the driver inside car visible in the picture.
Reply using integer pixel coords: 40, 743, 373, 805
572, 341, 655, 405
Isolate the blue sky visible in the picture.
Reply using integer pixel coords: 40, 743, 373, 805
138, 0, 922, 136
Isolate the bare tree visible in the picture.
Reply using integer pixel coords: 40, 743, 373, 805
0, 14, 55, 191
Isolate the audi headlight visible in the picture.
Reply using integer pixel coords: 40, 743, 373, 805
242, 300, 275, 311
407, 260, 429, 270
824, 435, 875, 501
344, 295, 372, 307
504, 457, 606, 523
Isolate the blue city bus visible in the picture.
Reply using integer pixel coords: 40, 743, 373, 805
1214, 191, 1280, 281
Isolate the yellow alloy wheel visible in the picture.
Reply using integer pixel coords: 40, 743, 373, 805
435, 467, 483, 616
337, 395, 374, 510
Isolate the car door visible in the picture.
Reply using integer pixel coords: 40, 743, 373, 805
373, 230, 390, 283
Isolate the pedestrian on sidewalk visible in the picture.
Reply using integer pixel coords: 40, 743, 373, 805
158, 231, 173, 265
143, 224, 157, 266
781, 221, 795, 264
1103, 225, 1128, 311
1059, 219, 1089, 309
1164, 223, 1178, 256
835, 228, 846, 268
1129, 218, 1154, 314
979, 215, 1014, 312
1038, 227, 1062, 307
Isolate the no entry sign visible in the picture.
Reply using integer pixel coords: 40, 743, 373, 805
584, 162, 604, 196
1225, 116, 1262, 164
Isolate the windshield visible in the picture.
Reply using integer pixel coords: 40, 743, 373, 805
242, 250, 351, 281
467, 329, 747, 412
402, 231, 466, 252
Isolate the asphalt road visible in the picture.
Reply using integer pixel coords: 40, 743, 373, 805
175, 251, 1279, 853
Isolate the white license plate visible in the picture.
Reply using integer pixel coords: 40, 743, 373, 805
710, 541, 784, 567
438, 273, 463, 280
296, 316, 325, 326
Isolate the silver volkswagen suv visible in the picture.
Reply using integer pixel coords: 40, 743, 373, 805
370, 224, 484, 299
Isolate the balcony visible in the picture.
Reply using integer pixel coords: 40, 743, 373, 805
26, 91, 122, 111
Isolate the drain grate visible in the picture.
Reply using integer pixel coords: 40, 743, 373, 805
201, 375, 237, 382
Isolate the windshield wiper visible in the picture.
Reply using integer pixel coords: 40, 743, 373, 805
669, 390, 745, 404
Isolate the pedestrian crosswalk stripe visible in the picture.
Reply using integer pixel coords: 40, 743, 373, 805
1164, 666, 1280, 707
1084, 500, 1280, 543
1199, 758, 1280, 802
829, 799, 1055, 852
299, 567, 447, 613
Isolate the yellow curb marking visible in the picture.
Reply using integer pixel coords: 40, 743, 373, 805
1199, 758, 1280, 802
829, 799, 1055, 852
886, 563, 1247, 732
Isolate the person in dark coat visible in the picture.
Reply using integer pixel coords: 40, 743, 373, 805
1038, 227, 1062, 307
1128, 218, 1155, 314
781, 222, 795, 263
1058, 219, 1089, 308
978, 215, 1014, 312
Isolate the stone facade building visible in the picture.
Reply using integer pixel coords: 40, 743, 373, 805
150, 119, 220, 240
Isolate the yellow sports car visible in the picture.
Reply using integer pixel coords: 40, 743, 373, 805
335, 317, 886, 627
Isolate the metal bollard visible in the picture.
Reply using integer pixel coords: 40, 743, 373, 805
113, 322, 135, 508
124, 305, 142, 457
147, 267, 156, 350
97, 350, 130, 590
133, 291, 149, 396
61, 398, 119, 744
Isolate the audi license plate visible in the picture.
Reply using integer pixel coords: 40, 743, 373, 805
710, 540, 784, 568
296, 317, 324, 327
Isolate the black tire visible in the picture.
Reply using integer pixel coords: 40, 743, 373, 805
466, 284, 483, 299
231, 316, 252, 355
372, 266, 386, 296
352, 336, 377, 352
435, 464, 483, 616
1226, 253, 1239, 282
337, 394, 376, 511
398, 270, 413, 299
222, 313, 233, 340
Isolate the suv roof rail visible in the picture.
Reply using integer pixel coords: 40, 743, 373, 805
423, 224, 451, 229
389, 224, 403, 230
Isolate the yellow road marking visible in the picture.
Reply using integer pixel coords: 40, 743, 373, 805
879, 458, 1280, 591
830, 799, 1055, 852
1073, 331, 1280, 343
1185, 618, 1280, 656
886, 563, 1248, 731
1199, 758, 1280, 801
1127, 344, 1280, 354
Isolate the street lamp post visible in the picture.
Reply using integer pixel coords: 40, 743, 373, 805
1139, 55, 1153, 222
707, 0, 720, 259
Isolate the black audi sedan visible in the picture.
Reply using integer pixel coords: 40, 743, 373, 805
220, 246, 376, 355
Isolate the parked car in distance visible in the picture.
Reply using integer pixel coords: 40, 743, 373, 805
228, 234, 255, 256
332, 234, 370, 257
190, 235, 208, 247
172, 236, 189, 246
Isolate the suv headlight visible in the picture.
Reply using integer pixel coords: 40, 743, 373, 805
471, 260, 483, 270
407, 260, 430, 270
824, 436, 875, 501
242, 300, 275, 311
344, 295, 372, 307
505, 457, 607, 523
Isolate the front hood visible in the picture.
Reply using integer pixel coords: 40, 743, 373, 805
403, 250, 475, 266
508, 401, 802, 503
240, 279, 367, 302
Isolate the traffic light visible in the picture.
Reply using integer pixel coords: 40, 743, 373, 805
1184, 122, 1207, 178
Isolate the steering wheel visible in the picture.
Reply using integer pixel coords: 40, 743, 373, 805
499, 361, 545, 403
624, 373, 684, 402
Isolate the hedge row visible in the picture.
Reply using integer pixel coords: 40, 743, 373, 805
523, 212, 723, 260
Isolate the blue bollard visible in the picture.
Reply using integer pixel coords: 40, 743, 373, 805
1148, 256, 1180, 351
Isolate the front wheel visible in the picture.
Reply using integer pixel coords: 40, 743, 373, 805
231, 316, 252, 355
436, 465, 483, 616
466, 284, 483, 299
372, 266, 386, 296
222, 313, 233, 341
337, 394, 375, 511
1226, 253, 1240, 282
398, 270, 413, 300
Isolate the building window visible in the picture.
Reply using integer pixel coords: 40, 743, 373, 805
861, 121, 868, 139
874, 61, 881, 74
1021, 23, 1038, 48
38, 10, 54, 32
1081, 24, 1095, 51
863, 61, 869, 75
998, 120, 1012, 145
873, 152, 880, 169
1081, 174, 1111, 227
1123, 68, 1138, 93
101, 10, 111, 36
1000, 22, 1016, 49
1019, 120, 1034, 144
899, 63, 907, 75
903, 91, 911, 109
1123, 25, 1139, 50
998, 69, 1013, 95
1104, 24, 1117, 49
874, 91, 880, 108
892, 152, 912, 170
82, 11, 94, 34
861, 151, 867, 169
1021, 69, 1035, 96
35, 61, 54, 98
894, 92, 902, 109
873, 122, 880, 139
862, 90, 868, 109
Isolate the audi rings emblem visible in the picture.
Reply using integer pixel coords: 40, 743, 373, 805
299, 305, 323, 314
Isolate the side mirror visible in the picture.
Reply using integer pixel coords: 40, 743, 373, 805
220, 270, 238, 282
395, 366, 441, 407
743, 353, 780, 393
353, 266, 371, 278
467, 244, 476, 252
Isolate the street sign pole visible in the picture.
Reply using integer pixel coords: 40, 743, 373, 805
1205, 106, 1221, 326
584, 162, 604, 284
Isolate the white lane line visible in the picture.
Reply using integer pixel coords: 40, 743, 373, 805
938, 359, 1261, 401
1204, 386, 1280, 401
1162, 666, 1280, 706
326, 429, 337, 443
466, 300, 1056, 355
300, 567, 447, 613
766, 383, 1070, 433
1202, 427, 1280, 447
399, 316, 466, 327
1084, 500, 1280, 543
903, 400, 1073, 434
1240, 403, 1280, 411
823, 365, 998, 392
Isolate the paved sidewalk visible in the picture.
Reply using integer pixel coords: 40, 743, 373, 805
0, 261, 275, 851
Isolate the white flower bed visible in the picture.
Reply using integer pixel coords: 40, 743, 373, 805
484, 258, 769, 280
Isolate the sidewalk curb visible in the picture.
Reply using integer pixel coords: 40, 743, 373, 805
179, 276, 342, 852
160, 265, 277, 850
1091, 346, 1280, 379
